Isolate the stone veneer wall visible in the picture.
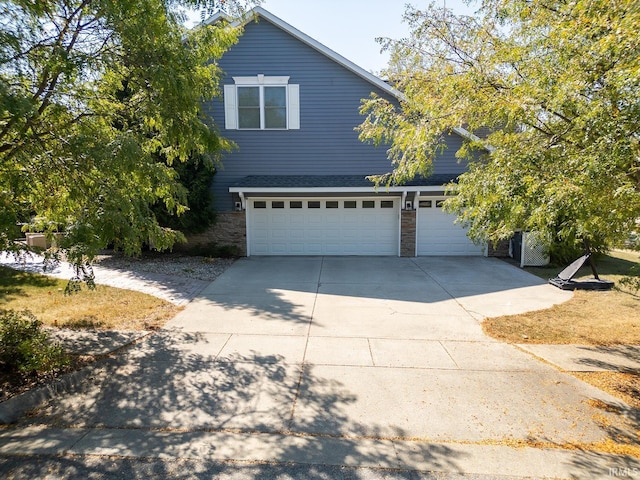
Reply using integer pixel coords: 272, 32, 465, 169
183, 211, 247, 256
400, 210, 416, 257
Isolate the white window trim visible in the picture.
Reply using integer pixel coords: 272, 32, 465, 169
233, 75, 290, 85
224, 74, 300, 130
238, 84, 287, 130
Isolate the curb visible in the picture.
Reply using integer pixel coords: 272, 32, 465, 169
0, 331, 152, 424
0, 357, 119, 424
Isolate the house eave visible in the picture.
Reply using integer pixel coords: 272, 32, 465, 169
229, 185, 450, 194
201, 9, 494, 150
201, 7, 401, 100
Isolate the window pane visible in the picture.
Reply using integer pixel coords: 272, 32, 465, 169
238, 87, 259, 106
419, 200, 432, 208
239, 108, 260, 128
435, 200, 445, 208
362, 200, 375, 208
381, 200, 394, 208
254, 201, 266, 209
344, 201, 356, 208
290, 201, 302, 208
272, 201, 284, 208
264, 87, 286, 106
265, 107, 286, 128
308, 201, 320, 209
326, 201, 338, 208
264, 87, 287, 129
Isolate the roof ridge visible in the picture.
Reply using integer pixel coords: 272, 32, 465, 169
201, 6, 401, 100
199, 7, 480, 145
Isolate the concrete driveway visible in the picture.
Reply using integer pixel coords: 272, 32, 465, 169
3, 256, 638, 478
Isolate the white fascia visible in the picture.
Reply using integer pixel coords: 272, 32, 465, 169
202, 7, 401, 100
201, 8, 494, 150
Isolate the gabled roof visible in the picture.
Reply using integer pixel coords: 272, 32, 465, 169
202, 7, 480, 145
203, 7, 401, 99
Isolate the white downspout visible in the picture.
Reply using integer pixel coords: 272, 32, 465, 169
238, 192, 249, 256
399, 191, 407, 257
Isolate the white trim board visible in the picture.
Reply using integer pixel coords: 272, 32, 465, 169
229, 185, 449, 194
203, 7, 488, 147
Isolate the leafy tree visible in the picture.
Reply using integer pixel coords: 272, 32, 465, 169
0, 0, 247, 266
152, 153, 217, 235
359, 0, 640, 255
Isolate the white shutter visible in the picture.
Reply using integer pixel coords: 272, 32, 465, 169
288, 84, 300, 130
224, 85, 237, 130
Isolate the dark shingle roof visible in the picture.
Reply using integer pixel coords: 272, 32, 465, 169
232, 174, 459, 189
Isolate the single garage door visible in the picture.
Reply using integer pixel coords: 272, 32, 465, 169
248, 197, 399, 255
417, 198, 484, 256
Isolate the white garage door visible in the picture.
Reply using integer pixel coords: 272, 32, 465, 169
248, 198, 399, 255
417, 198, 484, 256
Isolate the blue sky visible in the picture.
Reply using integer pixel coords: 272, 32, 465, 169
192, 1, 480, 74
257, 0, 478, 73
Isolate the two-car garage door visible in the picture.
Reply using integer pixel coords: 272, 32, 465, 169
246, 196, 483, 256
248, 198, 399, 255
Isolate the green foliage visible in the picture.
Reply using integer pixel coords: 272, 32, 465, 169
0, 0, 245, 267
64, 263, 97, 295
359, 0, 640, 252
152, 154, 217, 235
0, 310, 69, 375
619, 265, 640, 295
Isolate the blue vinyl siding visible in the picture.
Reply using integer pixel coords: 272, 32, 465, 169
206, 18, 470, 211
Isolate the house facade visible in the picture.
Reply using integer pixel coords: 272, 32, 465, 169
191, 7, 490, 257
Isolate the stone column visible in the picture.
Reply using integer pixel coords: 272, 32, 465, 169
400, 209, 416, 257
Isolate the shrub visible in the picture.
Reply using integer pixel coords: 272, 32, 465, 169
184, 242, 241, 258
153, 155, 217, 235
619, 265, 640, 296
0, 309, 69, 375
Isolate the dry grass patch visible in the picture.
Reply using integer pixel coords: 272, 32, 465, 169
576, 373, 640, 410
483, 289, 640, 344
483, 250, 640, 429
484, 250, 640, 345
0, 266, 180, 330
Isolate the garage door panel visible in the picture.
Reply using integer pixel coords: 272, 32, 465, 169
271, 215, 288, 227
417, 200, 483, 256
249, 198, 399, 256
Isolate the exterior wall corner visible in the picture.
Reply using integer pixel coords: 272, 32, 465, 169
182, 211, 247, 256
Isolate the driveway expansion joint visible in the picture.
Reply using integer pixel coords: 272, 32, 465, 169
6, 256, 630, 479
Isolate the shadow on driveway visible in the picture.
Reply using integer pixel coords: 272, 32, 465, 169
168, 256, 572, 334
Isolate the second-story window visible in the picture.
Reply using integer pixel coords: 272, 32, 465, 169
224, 75, 300, 130
238, 86, 287, 129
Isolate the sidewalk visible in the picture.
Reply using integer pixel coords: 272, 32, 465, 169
1, 255, 639, 478
519, 344, 640, 372
1, 424, 637, 479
